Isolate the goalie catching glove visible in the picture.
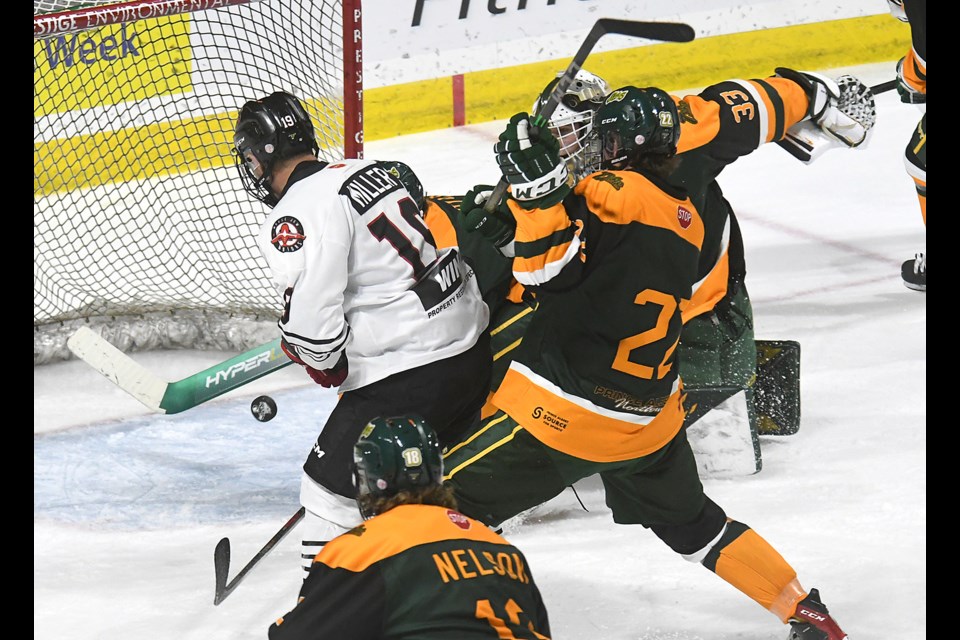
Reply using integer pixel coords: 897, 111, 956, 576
494, 112, 572, 210
774, 68, 877, 163
775, 67, 877, 148
460, 184, 516, 256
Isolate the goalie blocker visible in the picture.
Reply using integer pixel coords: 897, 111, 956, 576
685, 339, 800, 436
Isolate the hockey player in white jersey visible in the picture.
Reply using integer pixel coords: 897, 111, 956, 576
233, 91, 492, 577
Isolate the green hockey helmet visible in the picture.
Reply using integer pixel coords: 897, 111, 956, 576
591, 86, 680, 170
352, 415, 443, 519
378, 160, 426, 212
233, 91, 320, 208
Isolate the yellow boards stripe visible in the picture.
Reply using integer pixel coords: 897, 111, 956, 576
36, 15, 909, 196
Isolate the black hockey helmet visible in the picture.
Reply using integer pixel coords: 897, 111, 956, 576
233, 91, 320, 208
591, 86, 680, 170
352, 415, 443, 519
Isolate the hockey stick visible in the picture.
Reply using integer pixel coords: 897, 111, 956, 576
214, 506, 305, 606
870, 79, 897, 95
776, 79, 896, 162
482, 18, 696, 214
66, 326, 292, 414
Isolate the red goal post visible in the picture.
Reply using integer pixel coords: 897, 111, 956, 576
34, 0, 363, 364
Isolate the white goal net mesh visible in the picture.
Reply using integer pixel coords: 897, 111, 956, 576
34, 0, 362, 364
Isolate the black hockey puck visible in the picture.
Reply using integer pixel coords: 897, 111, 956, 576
251, 395, 278, 422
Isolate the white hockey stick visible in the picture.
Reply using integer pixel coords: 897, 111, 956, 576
66, 326, 292, 414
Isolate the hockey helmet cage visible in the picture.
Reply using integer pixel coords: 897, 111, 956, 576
532, 69, 611, 180
352, 415, 443, 519
233, 91, 320, 208
592, 86, 680, 170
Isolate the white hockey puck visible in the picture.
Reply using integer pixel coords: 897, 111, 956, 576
251, 395, 278, 422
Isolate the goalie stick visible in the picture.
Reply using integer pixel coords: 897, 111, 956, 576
66, 326, 292, 414
482, 18, 696, 215
214, 507, 305, 606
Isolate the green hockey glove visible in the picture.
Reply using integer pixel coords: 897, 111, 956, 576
460, 184, 516, 255
494, 112, 571, 209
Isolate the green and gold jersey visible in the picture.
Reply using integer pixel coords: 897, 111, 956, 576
269, 504, 551, 640
492, 168, 703, 463
667, 75, 812, 320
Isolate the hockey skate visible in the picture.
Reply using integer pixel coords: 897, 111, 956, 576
787, 588, 848, 640
901, 252, 925, 291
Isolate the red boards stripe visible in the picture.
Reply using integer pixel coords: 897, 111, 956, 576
452, 74, 465, 127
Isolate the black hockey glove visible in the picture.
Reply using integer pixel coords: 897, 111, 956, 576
460, 184, 516, 255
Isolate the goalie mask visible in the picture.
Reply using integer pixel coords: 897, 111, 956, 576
233, 91, 320, 208
532, 69, 611, 181
352, 415, 443, 520
591, 86, 680, 170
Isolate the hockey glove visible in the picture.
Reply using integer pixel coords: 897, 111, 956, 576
494, 112, 571, 210
895, 57, 926, 104
304, 352, 348, 388
460, 184, 516, 256
886, 0, 908, 22
281, 338, 349, 388
775, 67, 876, 147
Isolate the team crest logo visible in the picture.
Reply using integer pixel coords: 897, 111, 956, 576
677, 100, 697, 124
270, 216, 306, 253
606, 89, 628, 103
592, 171, 624, 190
677, 205, 693, 229
446, 510, 471, 530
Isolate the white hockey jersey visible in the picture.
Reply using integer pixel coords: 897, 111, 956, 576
257, 158, 489, 392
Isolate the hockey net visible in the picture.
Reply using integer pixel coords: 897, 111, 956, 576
34, 0, 363, 364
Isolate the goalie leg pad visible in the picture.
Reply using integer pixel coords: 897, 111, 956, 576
685, 387, 762, 476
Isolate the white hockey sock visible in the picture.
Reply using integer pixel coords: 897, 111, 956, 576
298, 473, 363, 578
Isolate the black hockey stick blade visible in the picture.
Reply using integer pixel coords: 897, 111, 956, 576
213, 537, 231, 605
538, 20, 695, 124
483, 19, 696, 214
212, 507, 306, 606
